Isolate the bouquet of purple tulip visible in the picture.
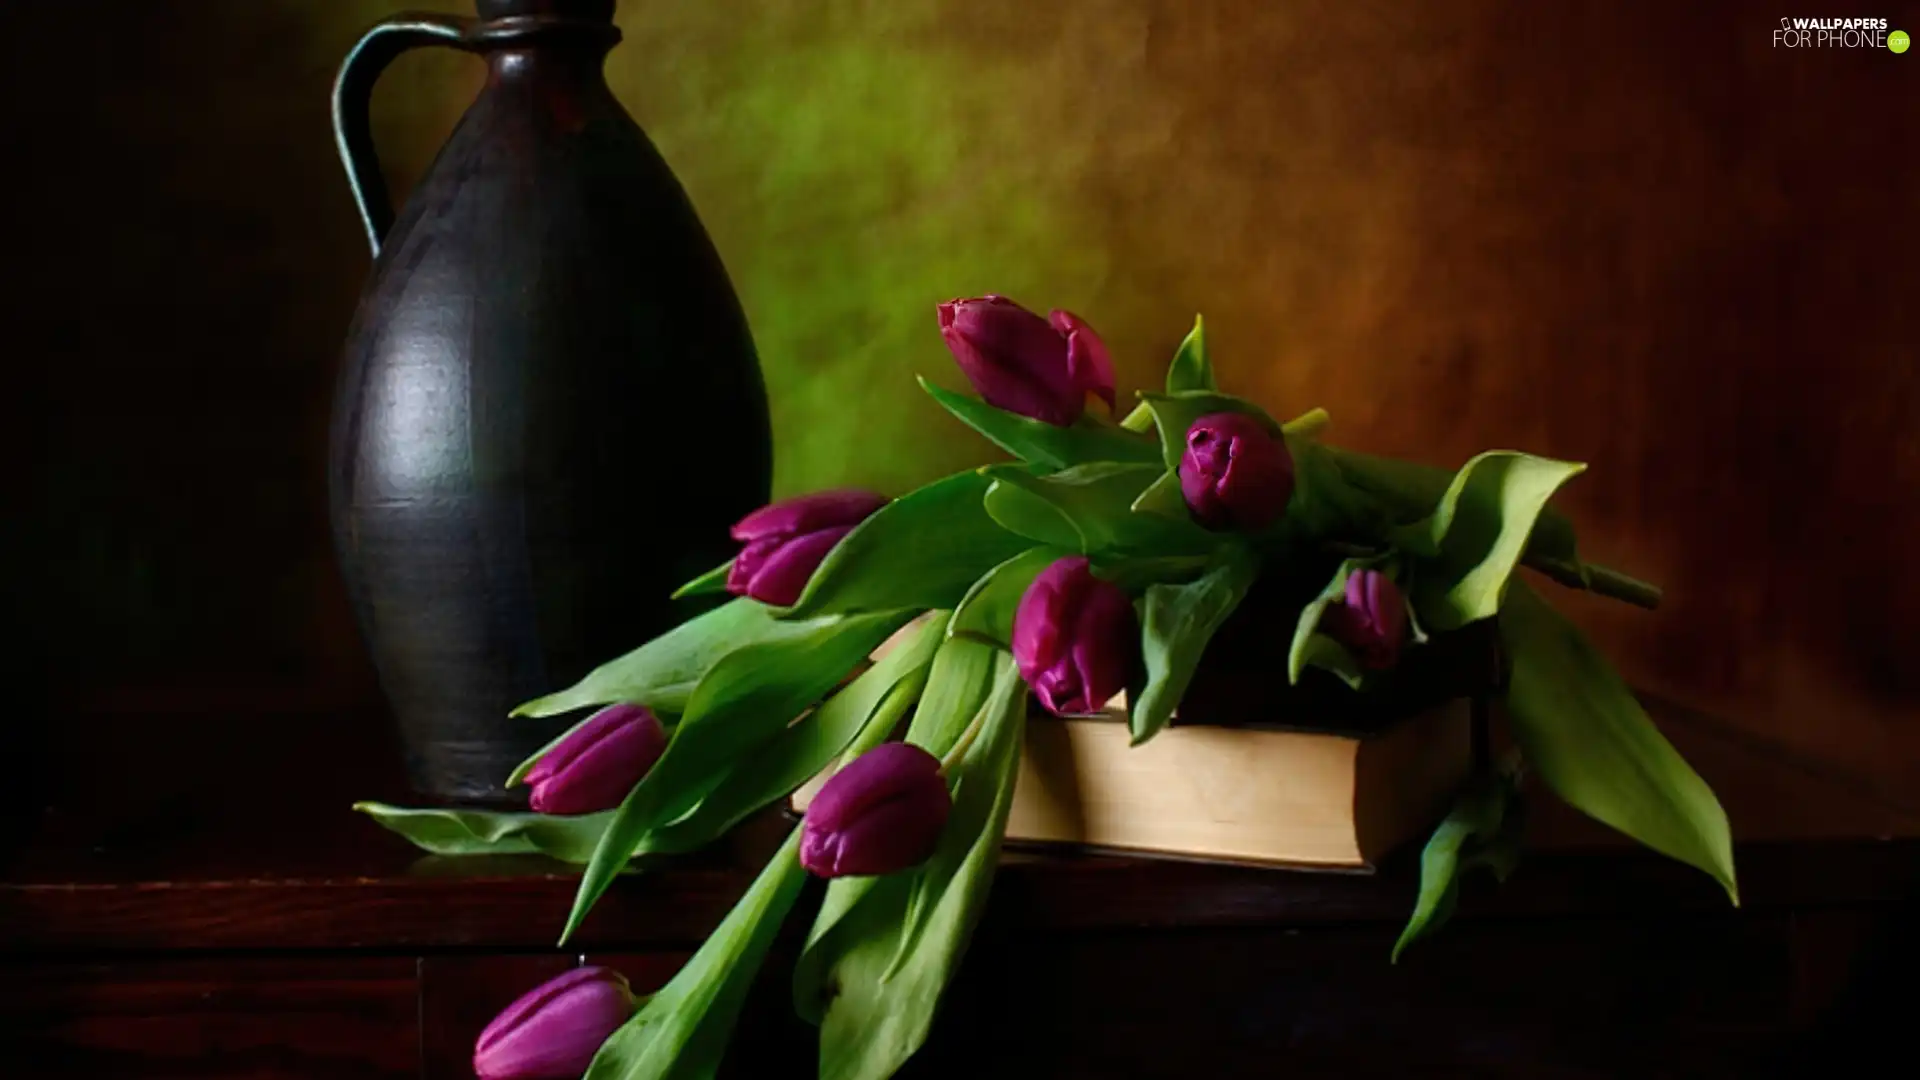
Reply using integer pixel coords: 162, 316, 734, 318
361, 296, 1735, 1080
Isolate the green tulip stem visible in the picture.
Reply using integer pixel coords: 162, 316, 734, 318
1524, 555, 1663, 610
1119, 402, 1156, 433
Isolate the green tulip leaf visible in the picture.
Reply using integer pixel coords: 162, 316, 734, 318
647, 615, 944, 855
882, 661, 1025, 979
1285, 436, 1387, 539
794, 640, 1005, 1024
1127, 468, 1190, 523
1090, 553, 1213, 592
1281, 407, 1332, 439
1130, 543, 1260, 745
1331, 447, 1662, 609
981, 477, 1084, 551
560, 609, 915, 945
352, 802, 612, 864
389, 624, 939, 873
1118, 402, 1156, 433
795, 875, 908, 1031
1286, 557, 1380, 687
390, 619, 936, 867
1406, 451, 1588, 631
949, 548, 1061, 648
511, 599, 828, 719
918, 377, 1162, 470
1165, 315, 1215, 393
909, 637, 1007, 755
1292, 633, 1365, 691
1392, 764, 1525, 962
669, 560, 733, 600
981, 462, 1216, 557
585, 828, 809, 1080
1328, 447, 1578, 561
1498, 583, 1737, 903
815, 663, 1027, 1080
784, 470, 1032, 620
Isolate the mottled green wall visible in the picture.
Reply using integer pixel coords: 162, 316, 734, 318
14, 1, 1918, 801
332, 1, 1920, 801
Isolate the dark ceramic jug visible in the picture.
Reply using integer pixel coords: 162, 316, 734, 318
328, 0, 770, 801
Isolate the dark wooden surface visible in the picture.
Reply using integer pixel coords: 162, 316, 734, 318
3, 695, 1917, 1077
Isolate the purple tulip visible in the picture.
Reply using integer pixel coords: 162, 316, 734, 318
473, 966, 637, 1080
1321, 568, 1409, 670
800, 742, 952, 878
937, 295, 1115, 427
1179, 412, 1295, 532
1012, 556, 1139, 716
727, 489, 889, 606
523, 704, 667, 815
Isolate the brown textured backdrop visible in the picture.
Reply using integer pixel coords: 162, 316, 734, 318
6, 1, 1916, 804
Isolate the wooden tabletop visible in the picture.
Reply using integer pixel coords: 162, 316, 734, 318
4, 690, 1916, 956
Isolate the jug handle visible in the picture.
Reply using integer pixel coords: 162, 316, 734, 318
330, 14, 480, 256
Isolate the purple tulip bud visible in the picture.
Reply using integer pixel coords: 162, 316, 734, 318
1321, 569, 1408, 670
473, 966, 638, 1080
1012, 556, 1139, 716
1179, 412, 1295, 532
800, 742, 952, 878
727, 489, 889, 606
937, 295, 1115, 427
524, 704, 666, 815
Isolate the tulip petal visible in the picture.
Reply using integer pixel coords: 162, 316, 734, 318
474, 967, 635, 1080
804, 782, 951, 877
743, 524, 855, 607
1050, 309, 1116, 411
726, 535, 784, 597
1014, 556, 1137, 717
528, 707, 667, 816
805, 742, 943, 834
1069, 578, 1138, 713
1323, 569, 1407, 670
1179, 413, 1293, 531
801, 742, 952, 878
940, 296, 1084, 426
731, 489, 889, 543
1031, 665, 1084, 717
523, 704, 647, 788
1012, 556, 1094, 689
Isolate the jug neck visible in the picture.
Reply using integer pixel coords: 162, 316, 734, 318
475, 0, 617, 27
470, 0, 620, 83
